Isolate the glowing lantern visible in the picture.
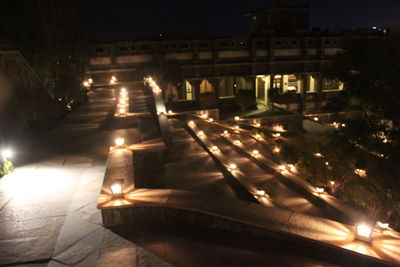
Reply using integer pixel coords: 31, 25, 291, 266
120, 87, 127, 93
278, 165, 287, 171
211, 146, 219, 152
257, 190, 266, 197
228, 163, 237, 171
313, 117, 319, 121
272, 124, 285, 132
234, 116, 240, 121
119, 107, 126, 115
208, 118, 214, 122
314, 152, 323, 158
222, 130, 230, 137
83, 81, 90, 87
356, 224, 373, 242
188, 120, 195, 127
110, 179, 123, 198
201, 113, 209, 119
234, 125, 240, 131
233, 140, 241, 145
252, 150, 260, 156
288, 164, 296, 172
168, 110, 173, 115
315, 187, 325, 194
198, 131, 206, 138
255, 123, 261, 128
255, 134, 262, 140
273, 146, 280, 153
115, 138, 125, 147
272, 133, 281, 138
88, 78, 93, 84
354, 169, 367, 177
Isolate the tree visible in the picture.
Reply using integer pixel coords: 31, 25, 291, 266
319, 34, 400, 228
0, 0, 88, 132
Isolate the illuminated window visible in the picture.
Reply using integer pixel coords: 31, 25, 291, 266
200, 80, 213, 94
273, 75, 282, 90
287, 74, 300, 92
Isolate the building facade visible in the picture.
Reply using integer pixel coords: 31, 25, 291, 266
85, 5, 381, 112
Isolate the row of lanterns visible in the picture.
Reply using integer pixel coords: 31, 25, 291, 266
188, 120, 273, 204
189, 119, 392, 244
117, 87, 129, 116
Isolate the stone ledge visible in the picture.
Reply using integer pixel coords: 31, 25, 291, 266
99, 189, 397, 266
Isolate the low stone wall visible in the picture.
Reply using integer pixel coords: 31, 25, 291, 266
101, 192, 393, 266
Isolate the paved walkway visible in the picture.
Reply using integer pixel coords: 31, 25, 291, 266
0, 87, 169, 266
164, 119, 238, 199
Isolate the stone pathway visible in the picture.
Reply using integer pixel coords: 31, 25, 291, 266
0, 87, 170, 266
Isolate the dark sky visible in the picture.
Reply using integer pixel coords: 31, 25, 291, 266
85, 0, 400, 42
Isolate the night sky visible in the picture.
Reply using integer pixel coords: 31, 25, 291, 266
85, 0, 400, 42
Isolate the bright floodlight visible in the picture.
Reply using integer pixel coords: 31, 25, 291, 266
356, 224, 372, 242
314, 152, 323, 158
313, 117, 319, 121
83, 81, 90, 87
110, 180, 123, 198
115, 138, 125, 146
1, 149, 13, 159
119, 107, 126, 114
88, 78, 93, 84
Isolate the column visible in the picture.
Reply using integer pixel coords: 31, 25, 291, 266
315, 75, 324, 110
210, 78, 221, 105
300, 74, 308, 113
191, 79, 202, 106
